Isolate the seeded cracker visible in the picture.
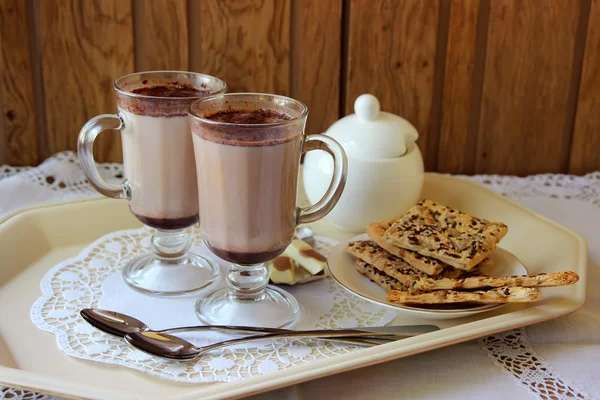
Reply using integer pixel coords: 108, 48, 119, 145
354, 259, 407, 292
386, 283, 540, 304
367, 219, 483, 276
347, 240, 578, 292
382, 200, 508, 270
346, 240, 484, 293
355, 260, 540, 304
366, 219, 444, 275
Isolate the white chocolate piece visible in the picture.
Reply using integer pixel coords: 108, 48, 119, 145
283, 239, 326, 275
268, 256, 296, 284
267, 255, 327, 285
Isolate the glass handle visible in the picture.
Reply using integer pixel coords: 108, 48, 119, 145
297, 134, 348, 224
77, 114, 130, 200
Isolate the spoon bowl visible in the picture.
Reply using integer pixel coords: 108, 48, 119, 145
80, 309, 148, 337
126, 331, 200, 360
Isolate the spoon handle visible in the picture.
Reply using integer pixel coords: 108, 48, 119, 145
125, 331, 396, 359
163, 325, 289, 335
199, 326, 434, 354
164, 324, 437, 337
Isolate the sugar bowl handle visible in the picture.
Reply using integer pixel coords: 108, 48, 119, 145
297, 134, 348, 224
77, 114, 131, 200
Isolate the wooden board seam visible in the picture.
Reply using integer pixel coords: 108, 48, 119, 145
563, 0, 593, 173
428, 0, 451, 172
467, 0, 490, 173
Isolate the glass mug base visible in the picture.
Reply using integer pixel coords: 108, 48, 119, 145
122, 252, 220, 296
195, 286, 300, 328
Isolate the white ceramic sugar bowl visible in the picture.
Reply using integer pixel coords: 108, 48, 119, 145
302, 94, 424, 232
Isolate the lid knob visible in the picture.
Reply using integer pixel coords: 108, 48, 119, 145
354, 94, 380, 121
323, 93, 419, 159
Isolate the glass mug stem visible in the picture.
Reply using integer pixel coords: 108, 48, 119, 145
151, 229, 192, 262
227, 264, 269, 300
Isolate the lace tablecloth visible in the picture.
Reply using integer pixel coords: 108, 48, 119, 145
1, 152, 599, 400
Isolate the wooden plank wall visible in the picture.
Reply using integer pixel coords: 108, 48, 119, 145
0, 0, 598, 176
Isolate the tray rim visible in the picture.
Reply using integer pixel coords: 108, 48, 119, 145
0, 174, 588, 400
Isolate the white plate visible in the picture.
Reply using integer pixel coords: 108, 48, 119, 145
328, 233, 528, 320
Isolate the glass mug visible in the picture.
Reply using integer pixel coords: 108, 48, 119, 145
189, 93, 348, 327
78, 71, 226, 295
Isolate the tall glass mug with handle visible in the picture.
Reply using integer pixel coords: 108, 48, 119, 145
189, 93, 348, 327
78, 71, 226, 295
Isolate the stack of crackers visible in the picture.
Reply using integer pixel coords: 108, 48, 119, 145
346, 200, 579, 305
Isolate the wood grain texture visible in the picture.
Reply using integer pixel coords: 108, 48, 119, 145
437, 0, 481, 174
345, 0, 439, 170
192, 0, 290, 94
570, 0, 600, 174
291, 0, 342, 134
40, 0, 134, 162
476, 0, 580, 175
134, 0, 188, 71
0, 0, 38, 165
2, 0, 600, 172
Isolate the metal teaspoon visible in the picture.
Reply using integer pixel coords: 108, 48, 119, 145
125, 325, 440, 360
82, 308, 400, 349
81, 308, 414, 348
81, 308, 436, 340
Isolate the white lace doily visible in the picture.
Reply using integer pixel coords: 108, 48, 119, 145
2, 152, 598, 399
0, 388, 54, 400
30, 227, 395, 383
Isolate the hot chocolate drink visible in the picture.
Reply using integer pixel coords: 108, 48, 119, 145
190, 92, 346, 328
117, 83, 210, 230
191, 109, 303, 264
78, 71, 226, 296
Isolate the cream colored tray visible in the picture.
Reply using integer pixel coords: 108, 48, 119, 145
0, 174, 587, 400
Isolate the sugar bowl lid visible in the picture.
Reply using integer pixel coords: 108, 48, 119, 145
325, 94, 419, 158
